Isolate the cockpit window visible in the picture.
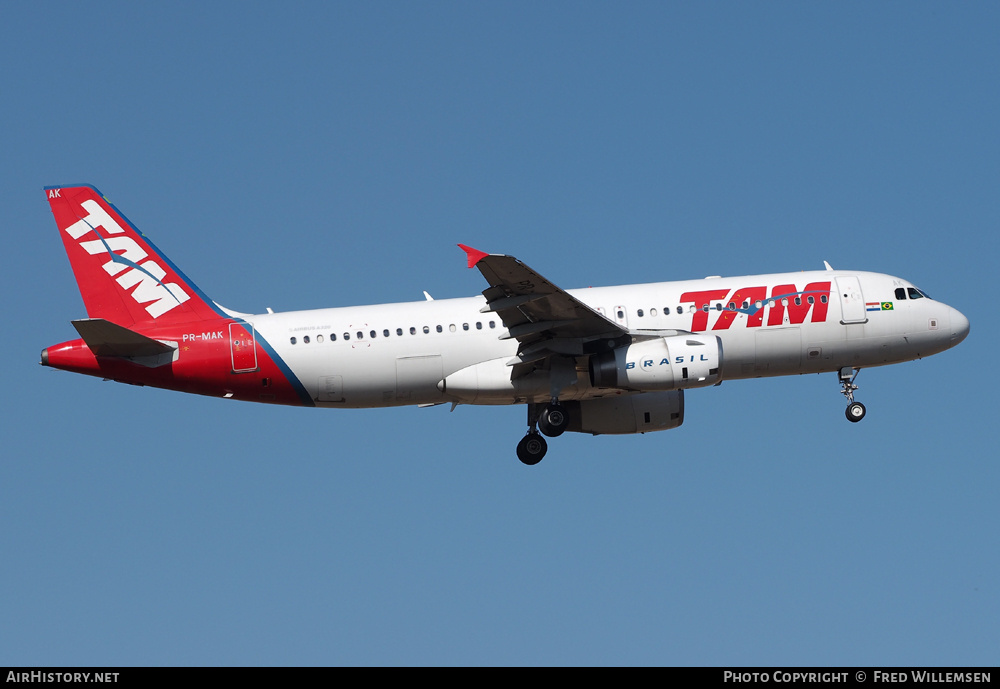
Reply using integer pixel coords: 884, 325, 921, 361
908, 287, 928, 300
895, 288, 907, 300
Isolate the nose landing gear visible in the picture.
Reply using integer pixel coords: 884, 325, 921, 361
839, 367, 866, 422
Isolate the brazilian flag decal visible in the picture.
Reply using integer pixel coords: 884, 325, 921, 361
881, 302, 894, 311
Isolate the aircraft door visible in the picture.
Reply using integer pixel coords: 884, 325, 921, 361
836, 277, 868, 325
229, 321, 259, 373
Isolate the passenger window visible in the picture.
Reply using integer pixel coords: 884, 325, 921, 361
617, 309, 624, 319
449, 324, 457, 332
344, 333, 350, 340
396, 328, 403, 336
489, 321, 496, 329
370, 330, 376, 339
290, 337, 297, 345
317, 334, 324, 343
676, 306, 682, 314
637, 309, 644, 317
409, 327, 416, 335
423, 326, 430, 334
383, 329, 390, 338
330, 333, 337, 341
463, 323, 469, 331
794, 297, 801, 306
357, 331, 364, 340
665, 307, 671, 315
895, 287, 907, 300
303, 335, 310, 344
476, 322, 483, 330
807, 296, 814, 305
436, 325, 443, 333
820, 295, 828, 304
728, 302, 735, 311
650, 308, 657, 317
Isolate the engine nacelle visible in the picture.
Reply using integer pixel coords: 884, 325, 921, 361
438, 356, 554, 404
565, 391, 684, 435
589, 334, 723, 391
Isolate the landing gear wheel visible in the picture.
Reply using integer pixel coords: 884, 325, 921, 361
846, 402, 866, 423
838, 368, 867, 423
538, 403, 569, 438
516, 433, 547, 465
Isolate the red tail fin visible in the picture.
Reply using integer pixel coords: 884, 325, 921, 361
46, 185, 222, 327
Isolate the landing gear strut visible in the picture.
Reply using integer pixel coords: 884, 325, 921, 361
839, 367, 866, 423
517, 400, 568, 465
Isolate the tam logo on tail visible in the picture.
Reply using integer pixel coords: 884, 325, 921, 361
61, 197, 191, 318
46, 185, 221, 326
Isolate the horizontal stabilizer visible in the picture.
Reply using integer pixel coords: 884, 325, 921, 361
71, 318, 176, 359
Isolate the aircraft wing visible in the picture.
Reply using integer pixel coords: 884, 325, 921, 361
459, 245, 631, 376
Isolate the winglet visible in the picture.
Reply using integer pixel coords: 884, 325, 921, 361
458, 244, 490, 269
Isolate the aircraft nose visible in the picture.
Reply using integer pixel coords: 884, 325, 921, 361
950, 307, 970, 345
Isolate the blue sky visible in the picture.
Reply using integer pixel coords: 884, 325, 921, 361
1, 2, 997, 665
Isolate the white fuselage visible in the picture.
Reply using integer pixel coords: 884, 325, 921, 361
42, 185, 973, 463
246, 269, 968, 408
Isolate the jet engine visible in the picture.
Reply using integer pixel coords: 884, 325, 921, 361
589, 334, 723, 391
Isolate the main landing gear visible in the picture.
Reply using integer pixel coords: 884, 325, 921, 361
516, 433, 546, 466
839, 367, 866, 423
516, 400, 569, 465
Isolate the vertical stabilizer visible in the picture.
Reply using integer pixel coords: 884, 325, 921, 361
45, 185, 222, 327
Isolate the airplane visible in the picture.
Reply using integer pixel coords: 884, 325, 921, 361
41, 184, 970, 465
